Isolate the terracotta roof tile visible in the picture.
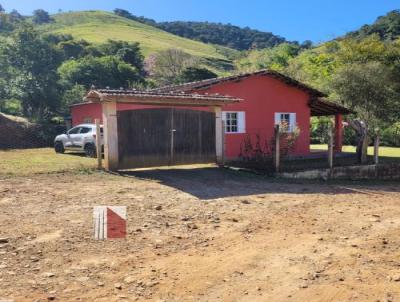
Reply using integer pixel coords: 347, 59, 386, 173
151, 69, 327, 97
85, 89, 241, 104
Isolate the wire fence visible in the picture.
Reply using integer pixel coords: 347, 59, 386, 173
224, 125, 374, 173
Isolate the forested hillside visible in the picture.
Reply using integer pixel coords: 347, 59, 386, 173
156, 21, 290, 50
112, 8, 295, 50
346, 10, 400, 40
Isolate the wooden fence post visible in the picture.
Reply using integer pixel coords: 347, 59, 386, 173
221, 120, 226, 165
328, 124, 334, 169
95, 119, 102, 169
374, 128, 380, 165
274, 124, 280, 173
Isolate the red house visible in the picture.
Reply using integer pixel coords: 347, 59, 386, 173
71, 70, 351, 160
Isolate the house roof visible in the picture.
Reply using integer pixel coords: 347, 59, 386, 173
151, 70, 353, 116
151, 69, 327, 97
84, 89, 241, 107
310, 98, 353, 116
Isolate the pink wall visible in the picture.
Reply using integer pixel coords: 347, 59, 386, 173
71, 103, 102, 126
194, 74, 311, 157
71, 74, 312, 159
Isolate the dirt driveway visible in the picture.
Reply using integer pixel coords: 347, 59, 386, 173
0, 165, 400, 301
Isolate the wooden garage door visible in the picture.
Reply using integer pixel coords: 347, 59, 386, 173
117, 108, 216, 169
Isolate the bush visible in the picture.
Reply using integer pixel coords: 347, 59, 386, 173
0, 99, 23, 116
343, 126, 358, 145
381, 122, 400, 147
310, 117, 331, 144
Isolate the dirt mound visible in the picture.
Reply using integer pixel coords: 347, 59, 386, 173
0, 113, 47, 149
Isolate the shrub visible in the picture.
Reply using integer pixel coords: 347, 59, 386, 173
381, 122, 400, 147
310, 117, 331, 144
238, 122, 300, 166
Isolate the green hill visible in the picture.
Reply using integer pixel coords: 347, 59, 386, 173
41, 10, 238, 61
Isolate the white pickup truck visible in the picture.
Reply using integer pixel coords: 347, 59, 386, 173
54, 124, 103, 157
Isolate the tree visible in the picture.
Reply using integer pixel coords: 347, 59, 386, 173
113, 8, 132, 19
336, 36, 389, 64
178, 67, 217, 83
300, 40, 313, 49
60, 84, 86, 112
0, 25, 63, 120
58, 56, 144, 89
32, 9, 52, 24
113, 8, 157, 26
331, 61, 398, 129
9, 10, 24, 23
346, 10, 400, 41
147, 49, 199, 85
236, 43, 301, 73
0, 6, 20, 33
285, 47, 338, 93
58, 39, 89, 60
0, 12, 13, 32
99, 40, 144, 73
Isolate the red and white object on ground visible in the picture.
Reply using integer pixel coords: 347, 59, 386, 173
93, 206, 127, 240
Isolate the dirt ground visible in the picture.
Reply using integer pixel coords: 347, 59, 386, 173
1, 166, 400, 302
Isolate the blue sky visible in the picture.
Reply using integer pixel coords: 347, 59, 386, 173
1, 0, 399, 42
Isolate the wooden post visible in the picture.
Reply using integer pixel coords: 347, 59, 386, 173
360, 122, 369, 164
361, 134, 369, 164
374, 128, 380, 165
328, 124, 334, 169
221, 120, 226, 165
102, 101, 119, 171
95, 119, 102, 169
274, 124, 280, 173
214, 106, 224, 166
334, 114, 343, 152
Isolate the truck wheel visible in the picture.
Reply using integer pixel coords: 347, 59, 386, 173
54, 142, 65, 154
84, 144, 97, 158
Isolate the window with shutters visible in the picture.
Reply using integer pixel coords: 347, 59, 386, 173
223, 111, 245, 134
275, 112, 296, 132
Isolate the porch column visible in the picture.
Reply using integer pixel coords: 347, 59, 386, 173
102, 101, 119, 171
334, 114, 343, 153
214, 106, 224, 166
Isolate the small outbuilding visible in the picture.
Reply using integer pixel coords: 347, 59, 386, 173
84, 89, 240, 171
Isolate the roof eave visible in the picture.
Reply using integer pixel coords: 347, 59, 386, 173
309, 98, 354, 116
83, 90, 241, 107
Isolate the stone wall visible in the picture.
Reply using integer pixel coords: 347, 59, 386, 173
278, 164, 400, 180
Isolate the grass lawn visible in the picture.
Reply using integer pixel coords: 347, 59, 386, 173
2, 146, 399, 178
311, 144, 400, 158
0, 148, 97, 177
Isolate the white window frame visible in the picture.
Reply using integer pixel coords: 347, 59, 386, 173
274, 112, 296, 133
222, 111, 246, 134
